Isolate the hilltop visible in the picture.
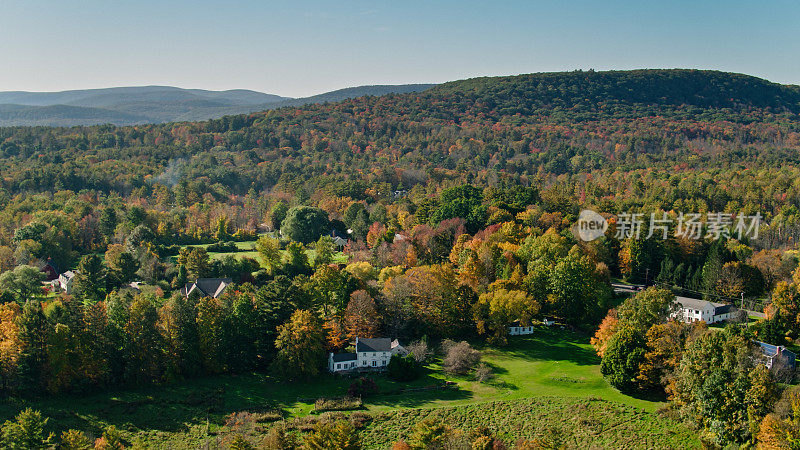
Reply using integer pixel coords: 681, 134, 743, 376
426, 69, 800, 121
0, 84, 434, 126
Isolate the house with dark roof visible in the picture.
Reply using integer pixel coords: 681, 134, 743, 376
757, 341, 797, 371
180, 278, 232, 299
671, 296, 732, 324
328, 337, 406, 373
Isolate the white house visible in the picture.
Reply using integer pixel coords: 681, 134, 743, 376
509, 317, 557, 335
57, 271, 76, 294
509, 324, 536, 335
328, 337, 406, 373
671, 296, 732, 324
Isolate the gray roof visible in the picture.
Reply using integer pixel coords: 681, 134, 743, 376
332, 353, 357, 362
675, 296, 731, 315
357, 338, 392, 352
182, 278, 232, 298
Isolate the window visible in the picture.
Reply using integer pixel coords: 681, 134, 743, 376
336, 363, 341, 370
372, 361, 376, 367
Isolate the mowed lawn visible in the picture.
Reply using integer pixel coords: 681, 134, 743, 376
362, 326, 660, 414
0, 327, 664, 446
175, 239, 349, 265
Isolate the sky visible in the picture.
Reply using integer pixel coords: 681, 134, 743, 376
1, 0, 798, 98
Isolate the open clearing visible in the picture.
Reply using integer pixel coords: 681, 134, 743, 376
0, 327, 689, 448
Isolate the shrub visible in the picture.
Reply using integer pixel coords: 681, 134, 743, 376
94, 425, 125, 450
207, 241, 240, 253
228, 434, 255, 450
474, 363, 494, 382
392, 440, 413, 450
60, 429, 92, 449
260, 423, 297, 449
406, 340, 431, 363
349, 412, 373, 429
348, 377, 379, 398
442, 341, 481, 375
409, 418, 452, 449
314, 396, 363, 413
304, 421, 360, 450
1, 408, 52, 449
387, 354, 421, 381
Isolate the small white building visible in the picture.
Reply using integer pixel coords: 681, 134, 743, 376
57, 271, 76, 294
672, 296, 732, 324
328, 337, 406, 373
509, 322, 536, 335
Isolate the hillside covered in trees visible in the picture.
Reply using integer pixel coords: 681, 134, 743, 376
1, 69, 800, 447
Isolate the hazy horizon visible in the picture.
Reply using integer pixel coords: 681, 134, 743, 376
2, 0, 799, 97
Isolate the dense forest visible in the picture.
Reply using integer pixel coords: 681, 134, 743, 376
1, 69, 800, 447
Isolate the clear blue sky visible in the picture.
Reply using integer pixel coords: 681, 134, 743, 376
1, 0, 798, 97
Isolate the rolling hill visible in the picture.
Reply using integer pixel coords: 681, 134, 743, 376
0, 84, 435, 127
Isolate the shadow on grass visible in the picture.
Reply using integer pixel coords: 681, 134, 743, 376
495, 327, 600, 366
483, 361, 509, 376
366, 384, 473, 409
0, 372, 351, 435
488, 380, 518, 391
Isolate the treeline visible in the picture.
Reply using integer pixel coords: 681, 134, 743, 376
592, 287, 799, 446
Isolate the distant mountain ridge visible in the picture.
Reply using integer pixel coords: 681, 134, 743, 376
0, 84, 435, 127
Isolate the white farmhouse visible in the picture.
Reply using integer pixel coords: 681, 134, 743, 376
509, 319, 536, 335
328, 337, 406, 373
672, 296, 732, 324
57, 271, 76, 294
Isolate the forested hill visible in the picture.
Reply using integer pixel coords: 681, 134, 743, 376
427, 69, 800, 121
1, 68, 800, 230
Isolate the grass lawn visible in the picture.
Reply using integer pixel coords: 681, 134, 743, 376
174, 239, 349, 266
0, 327, 675, 447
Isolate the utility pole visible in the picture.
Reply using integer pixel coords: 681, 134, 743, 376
740, 292, 744, 310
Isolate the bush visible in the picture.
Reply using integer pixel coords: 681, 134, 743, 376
260, 423, 297, 450
304, 420, 360, 450
314, 396, 363, 413
348, 377, 379, 398
1, 408, 52, 449
474, 363, 494, 382
60, 429, 92, 449
387, 354, 421, 381
155, 243, 181, 257
406, 340, 431, 363
207, 241, 240, 252
442, 340, 481, 375
348, 411, 373, 429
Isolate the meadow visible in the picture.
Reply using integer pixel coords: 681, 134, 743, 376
0, 327, 692, 448
179, 239, 349, 265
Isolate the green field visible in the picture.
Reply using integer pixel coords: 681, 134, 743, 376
0, 327, 686, 448
176, 239, 349, 266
